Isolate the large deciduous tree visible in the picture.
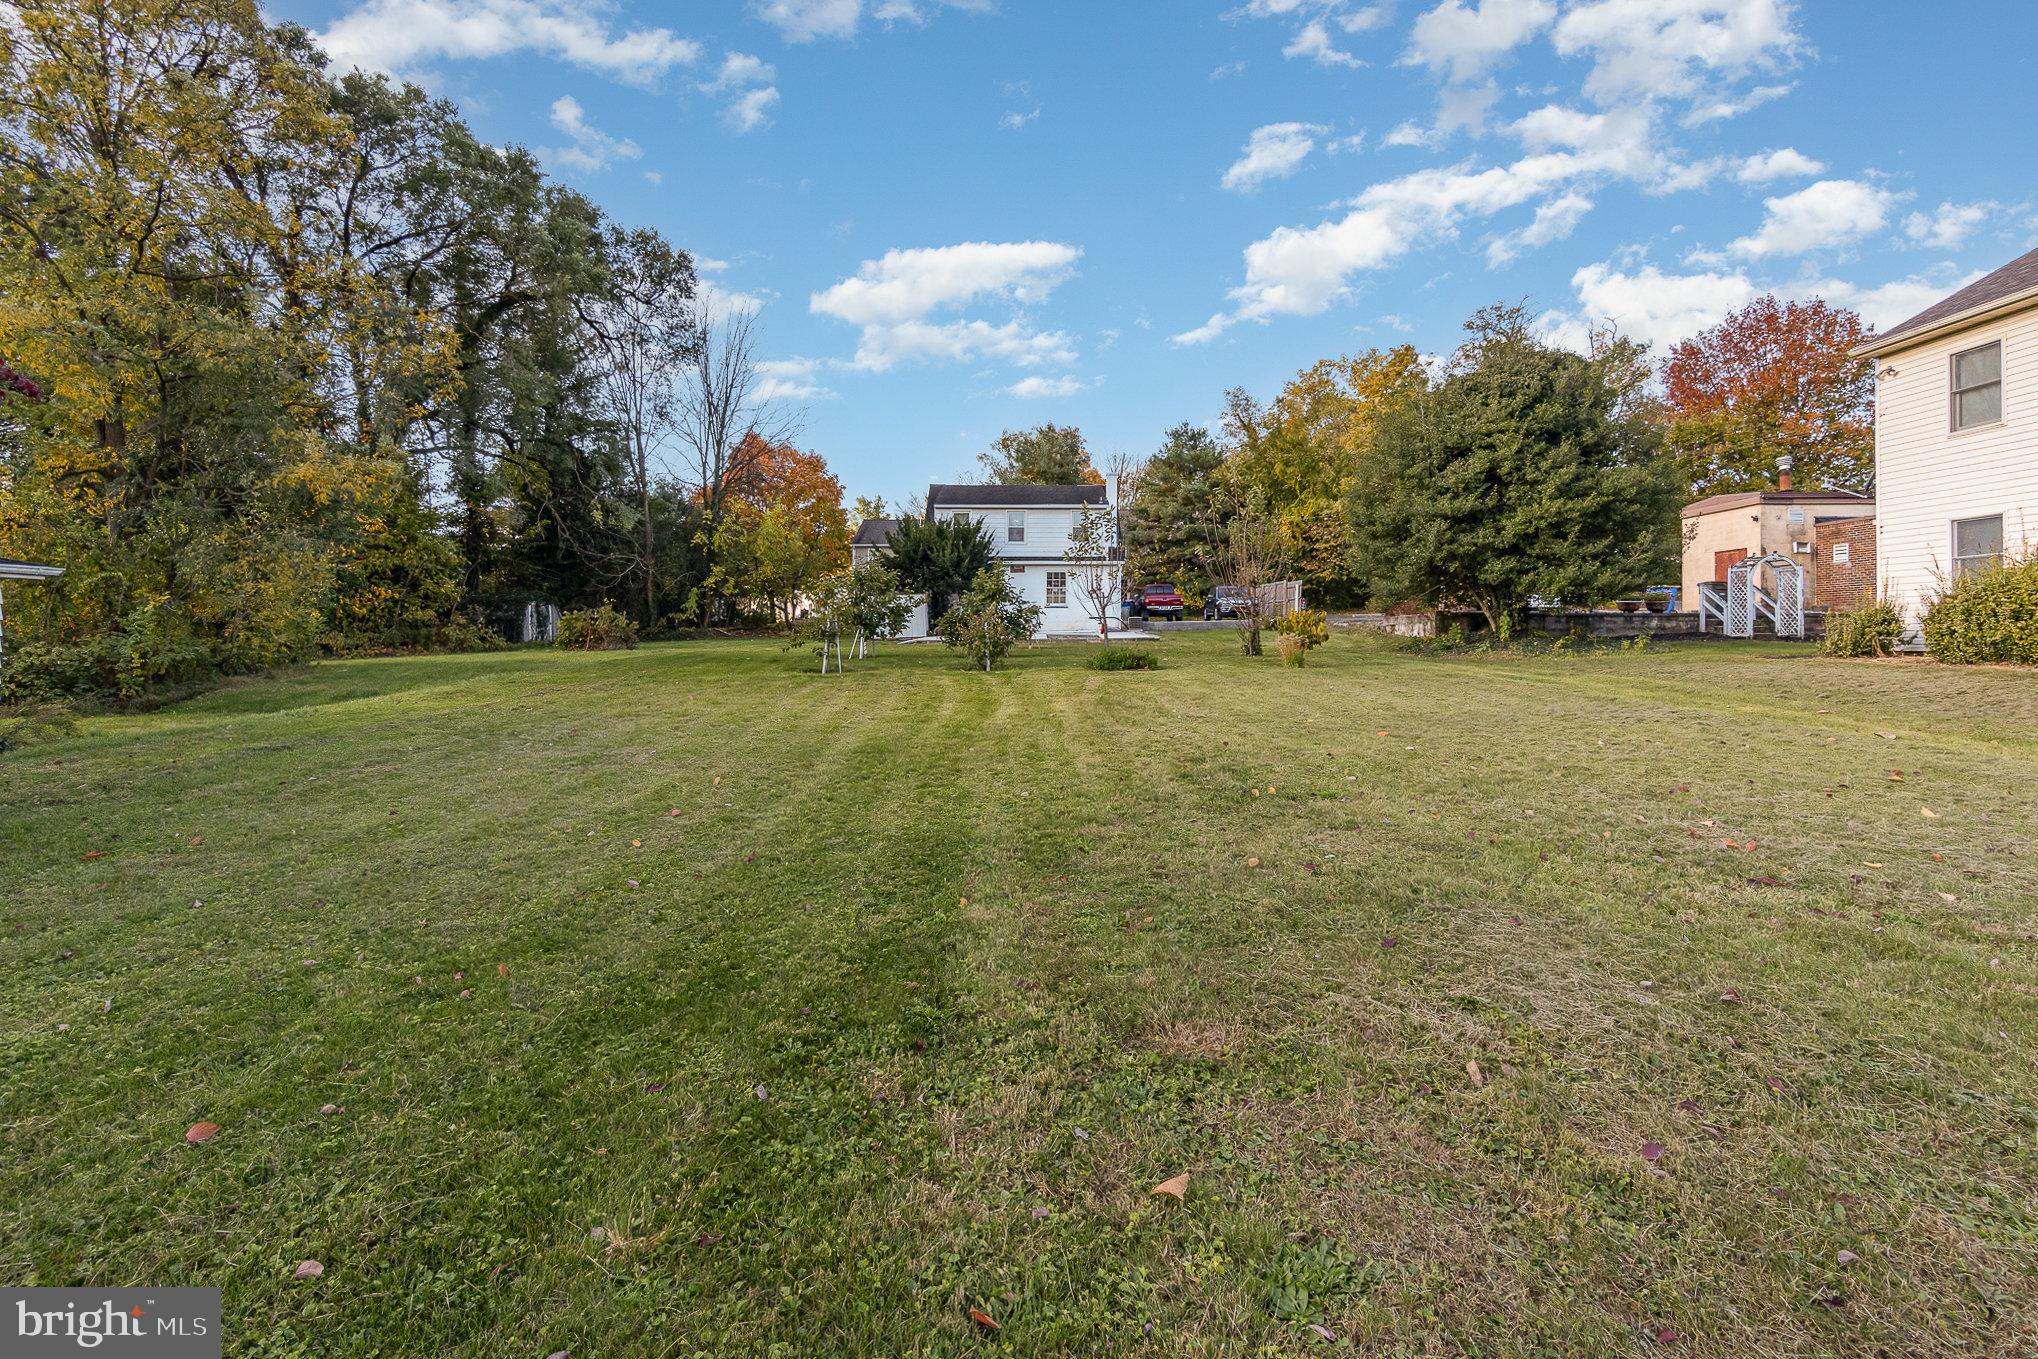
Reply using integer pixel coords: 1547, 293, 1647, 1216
1661, 295, 1875, 497
1348, 308, 1679, 637
978, 423, 1103, 485
1222, 347, 1427, 604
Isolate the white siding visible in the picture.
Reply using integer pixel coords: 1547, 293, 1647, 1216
941, 507, 1086, 560
1874, 308, 2038, 634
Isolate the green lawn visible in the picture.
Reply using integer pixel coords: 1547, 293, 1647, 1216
3, 634, 2034, 1357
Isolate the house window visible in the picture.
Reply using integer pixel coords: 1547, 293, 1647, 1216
1951, 341, 2002, 430
1792, 540, 1812, 555
1007, 511, 1026, 543
1045, 571, 1067, 606
1788, 507, 1806, 525
1008, 564, 1025, 575
1952, 514, 2004, 578
950, 510, 973, 527
1832, 541, 1851, 566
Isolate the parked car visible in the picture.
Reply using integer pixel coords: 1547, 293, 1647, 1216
1204, 585, 1249, 620
1138, 583, 1186, 621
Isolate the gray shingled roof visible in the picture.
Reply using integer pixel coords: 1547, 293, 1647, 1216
1863, 246, 2038, 353
851, 517, 899, 547
926, 483, 1107, 508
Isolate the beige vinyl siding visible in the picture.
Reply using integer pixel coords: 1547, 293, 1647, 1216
1872, 306, 2038, 633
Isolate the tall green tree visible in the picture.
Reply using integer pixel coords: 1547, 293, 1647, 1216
876, 513, 995, 624
1123, 423, 1227, 595
978, 423, 1102, 485
1347, 310, 1678, 636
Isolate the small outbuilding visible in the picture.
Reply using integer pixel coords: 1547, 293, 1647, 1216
1680, 470, 1873, 613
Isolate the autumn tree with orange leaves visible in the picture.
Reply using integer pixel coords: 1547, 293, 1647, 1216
1661, 296, 1875, 498
704, 433, 850, 625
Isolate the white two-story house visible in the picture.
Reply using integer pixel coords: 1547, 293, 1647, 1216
850, 483, 1121, 639
1857, 246, 2038, 641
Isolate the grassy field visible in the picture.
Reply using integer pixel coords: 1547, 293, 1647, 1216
3, 632, 2035, 1357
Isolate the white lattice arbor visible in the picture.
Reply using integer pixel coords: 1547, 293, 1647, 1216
1722, 553, 1805, 639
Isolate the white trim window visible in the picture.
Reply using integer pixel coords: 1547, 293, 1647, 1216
950, 510, 974, 527
1045, 571, 1067, 606
1951, 341, 2002, 430
1007, 511, 1026, 543
1952, 514, 2004, 578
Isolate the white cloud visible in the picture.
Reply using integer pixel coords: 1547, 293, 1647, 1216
1541, 261, 1756, 349
725, 85, 780, 132
1903, 201, 1996, 250
1001, 107, 1041, 130
1405, 0, 1555, 83
541, 95, 641, 173
1736, 147, 1823, 184
315, 0, 699, 86
1805, 271, 1983, 330
755, 358, 836, 402
1540, 261, 1980, 352
642, 169, 662, 185
700, 51, 779, 132
1486, 192, 1592, 265
1222, 122, 1328, 192
1178, 136, 1659, 342
751, 0, 986, 42
811, 242, 1083, 372
1285, 18, 1364, 67
1724, 178, 1897, 260
1381, 121, 1437, 149
696, 277, 767, 317
1552, 0, 1800, 108
1007, 375, 1088, 398
1683, 81, 1791, 125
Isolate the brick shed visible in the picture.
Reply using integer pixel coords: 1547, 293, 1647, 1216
1812, 516, 1877, 609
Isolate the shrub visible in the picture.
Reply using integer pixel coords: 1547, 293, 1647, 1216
937, 567, 1042, 672
1821, 600, 1905, 658
1923, 555, 2038, 665
1272, 608, 1329, 648
556, 604, 640, 651
434, 608, 509, 654
1277, 632, 1310, 667
1088, 645, 1159, 671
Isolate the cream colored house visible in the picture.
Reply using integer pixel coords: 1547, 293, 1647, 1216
1680, 486, 1873, 608
1857, 246, 2038, 639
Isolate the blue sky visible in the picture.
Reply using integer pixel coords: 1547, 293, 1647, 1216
267, 0, 2038, 507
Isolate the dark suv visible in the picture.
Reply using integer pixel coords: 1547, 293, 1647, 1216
1204, 586, 1249, 620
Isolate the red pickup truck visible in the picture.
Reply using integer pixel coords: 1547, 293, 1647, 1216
1138, 583, 1186, 621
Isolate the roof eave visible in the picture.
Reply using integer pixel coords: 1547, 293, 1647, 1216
1855, 285, 2038, 359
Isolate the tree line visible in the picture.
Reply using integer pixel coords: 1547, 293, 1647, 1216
0, 0, 848, 698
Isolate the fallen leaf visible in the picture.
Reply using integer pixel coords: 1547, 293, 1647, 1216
1639, 1141, 1664, 1164
968, 1308, 1001, 1331
1861, 862, 1883, 870
712, 776, 721, 786
959, 896, 969, 908
318, 1104, 339, 1116
1836, 1249, 1859, 1266
1920, 807, 1939, 819
498, 963, 509, 977
1466, 1060, 1485, 1088
1266, 785, 1277, 795
1030, 1206, 1051, 1219
1246, 856, 1261, 868
630, 839, 642, 848
293, 1259, 323, 1280
668, 809, 681, 817
1308, 1323, 1337, 1341
695, 1232, 723, 1247
185, 1122, 221, 1145
1719, 988, 1742, 1003
1654, 1326, 1678, 1346
189, 835, 203, 846
1151, 1172, 1190, 1200
82, 851, 105, 861
1765, 1076, 1788, 1094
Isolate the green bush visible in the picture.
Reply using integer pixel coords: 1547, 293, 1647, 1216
1923, 555, 2038, 665
556, 604, 640, 651
1087, 645, 1160, 671
1272, 608, 1330, 649
1821, 600, 1905, 658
